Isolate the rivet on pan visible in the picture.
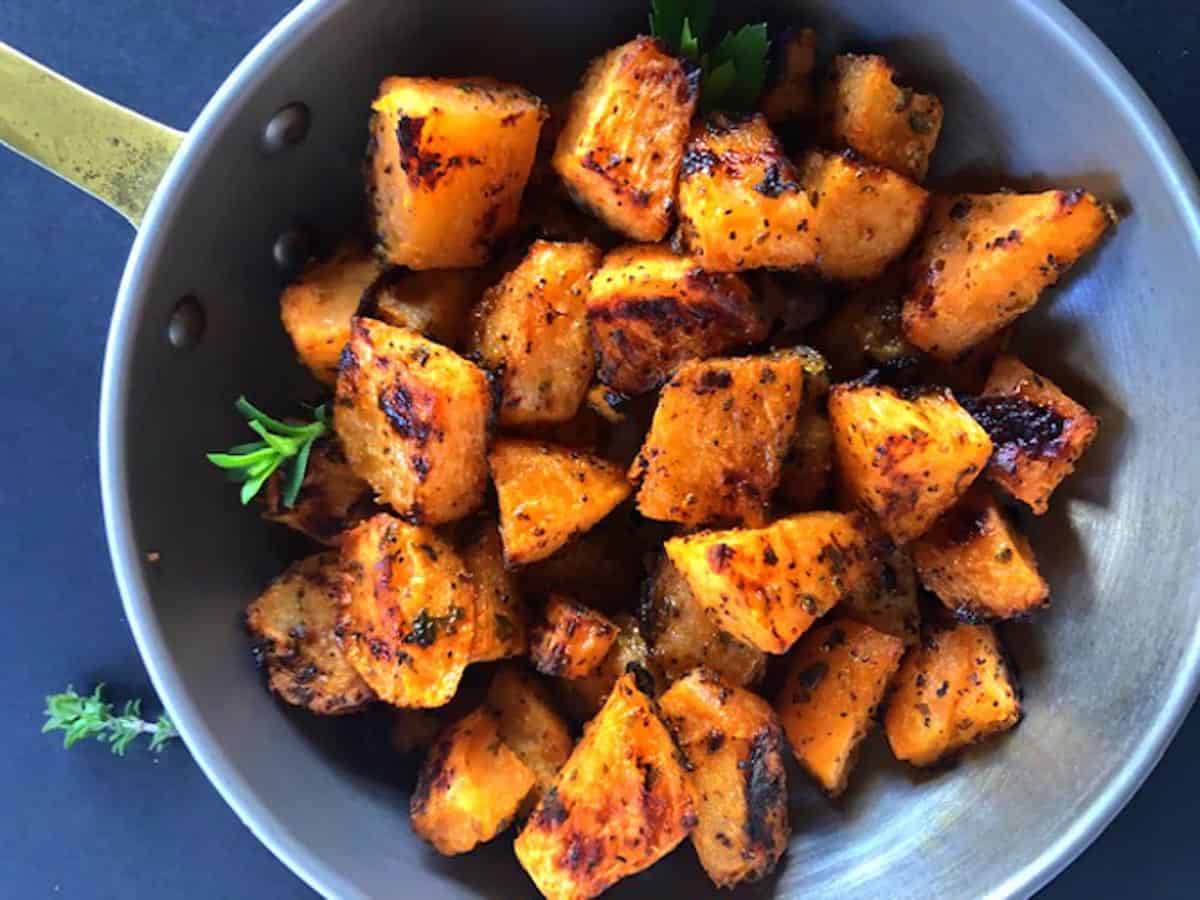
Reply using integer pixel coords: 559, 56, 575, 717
273, 225, 317, 273
262, 102, 311, 153
167, 296, 206, 349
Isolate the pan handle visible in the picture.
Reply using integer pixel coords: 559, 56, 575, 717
0, 41, 184, 228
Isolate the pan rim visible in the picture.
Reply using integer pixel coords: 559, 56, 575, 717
98, 1, 1200, 898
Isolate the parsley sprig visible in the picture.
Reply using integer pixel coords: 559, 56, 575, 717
43, 685, 178, 755
650, 0, 770, 111
207, 397, 328, 508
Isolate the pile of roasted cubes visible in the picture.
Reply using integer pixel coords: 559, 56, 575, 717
245, 30, 1111, 899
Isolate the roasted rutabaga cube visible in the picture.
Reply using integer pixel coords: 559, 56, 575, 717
279, 241, 383, 385
359, 265, 489, 350
489, 439, 632, 566
586, 244, 766, 394
629, 352, 812, 528
885, 621, 1021, 766
912, 485, 1049, 621
760, 28, 818, 123
459, 518, 528, 663
554, 614, 660, 723
260, 437, 375, 546
902, 190, 1114, 360
821, 54, 944, 182
530, 595, 619, 679
337, 514, 476, 708
829, 383, 993, 544
642, 555, 766, 688
485, 666, 573, 813
659, 669, 790, 888
675, 115, 928, 278
664, 511, 880, 655
969, 354, 1100, 514
245, 552, 375, 715
335, 318, 491, 525
514, 673, 697, 899
470, 239, 601, 426
838, 544, 921, 647
775, 617, 905, 794
410, 707, 536, 855
368, 76, 546, 269
553, 36, 699, 241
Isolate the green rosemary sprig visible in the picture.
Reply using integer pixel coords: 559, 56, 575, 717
207, 396, 328, 507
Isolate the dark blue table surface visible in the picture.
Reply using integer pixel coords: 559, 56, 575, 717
1, 1, 1196, 897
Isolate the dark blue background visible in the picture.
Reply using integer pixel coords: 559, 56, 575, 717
0, 1, 1195, 896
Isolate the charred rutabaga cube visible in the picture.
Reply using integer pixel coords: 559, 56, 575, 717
514, 673, 697, 899
335, 318, 491, 525
659, 669, 790, 888
642, 555, 766, 688
410, 707, 537, 855
675, 115, 928, 278
261, 437, 375, 546
359, 265, 489, 350
587, 244, 767, 395
970, 354, 1100, 514
459, 518, 528, 663
885, 621, 1021, 767
553, 36, 699, 242
245, 552, 375, 715
279, 241, 384, 385
902, 190, 1114, 360
665, 511, 880, 655
912, 485, 1049, 621
368, 76, 546, 269
629, 352, 813, 528
489, 438, 632, 566
485, 666, 574, 814
829, 383, 993, 544
530, 595, 619, 679
775, 617, 905, 794
337, 514, 477, 708
821, 54, 943, 182
469, 239, 601, 426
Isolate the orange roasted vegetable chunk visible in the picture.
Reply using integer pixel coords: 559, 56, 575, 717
553, 36, 699, 241
643, 556, 766, 688
489, 439, 631, 565
555, 614, 661, 723
776, 403, 835, 512
885, 622, 1021, 766
335, 319, 491, 525
760, 29, 818, 123
973, 354, 1100, 514
410, 707, 536, 855
530, 596, 619, 679
460, 518, 528, 663
675, 116, 928, 278
821, 54, 943, 182
587, 244, 766, 394
279, 241, 383, 385
775, 617, 905, 794
514, 673, 697, 899
665, 512, 878, 655
629, 352, 811, 527
360, 265, 488, 349
912, 486, 1049, 620
660, 669, 789, 888
245, 552, 375, 715
486, 666, 573, 813
368, 77, 546, 269
338, 514, 476, 708
838, 545, 921, 646
902, 190, 1114, 360
829, 383, 993, 543
796, 149, 930, 281
471, 240, 601, 426
261, 437, 375, 546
